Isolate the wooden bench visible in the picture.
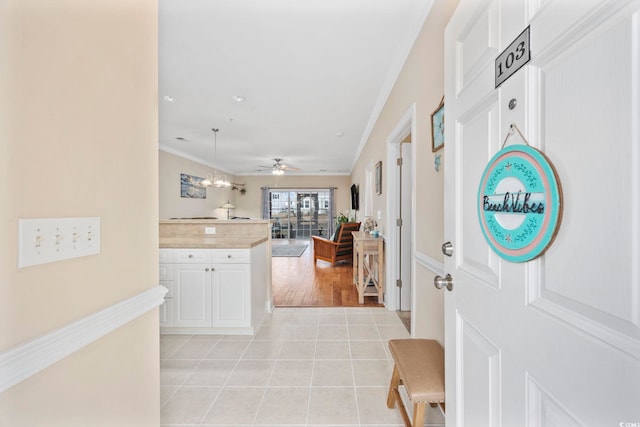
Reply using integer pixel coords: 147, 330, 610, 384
387, 339, 445, 427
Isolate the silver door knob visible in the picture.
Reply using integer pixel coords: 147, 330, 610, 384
434, 274, 454, 291
441, 242, 454, 257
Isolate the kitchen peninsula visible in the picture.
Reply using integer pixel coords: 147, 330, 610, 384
159, 219, 272, 335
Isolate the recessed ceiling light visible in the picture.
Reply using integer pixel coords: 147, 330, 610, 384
232, 95, 246, 102
163, 95, 175, 102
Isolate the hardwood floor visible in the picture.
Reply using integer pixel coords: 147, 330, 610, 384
272, 239, 384, 307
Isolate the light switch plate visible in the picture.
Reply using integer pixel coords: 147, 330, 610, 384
205, 227, 216, 235
18, 217, 101, 268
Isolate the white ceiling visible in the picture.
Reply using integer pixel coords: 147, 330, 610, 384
158, 0, 433, 176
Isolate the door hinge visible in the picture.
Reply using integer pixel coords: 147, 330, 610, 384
396, 218, 403, 227
397, 157, 403, 166
396, 279, 402, 288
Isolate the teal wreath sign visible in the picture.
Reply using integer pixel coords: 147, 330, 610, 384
477, 140, 562, 263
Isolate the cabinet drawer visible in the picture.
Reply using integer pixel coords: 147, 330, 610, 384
213, 249, 250, 263
159, 249, 173, 263
174, 249, 210, 263
159, 263, 173, 281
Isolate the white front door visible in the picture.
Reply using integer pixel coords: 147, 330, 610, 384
444, 0, 640, 425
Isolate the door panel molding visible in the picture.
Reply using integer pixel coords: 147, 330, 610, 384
526, 373, 584, 427
454, 0, 499, 97
523, 0, 640, 361
456, 96, 501, 289
457, 313, 502, 427
531, 0, 633, 66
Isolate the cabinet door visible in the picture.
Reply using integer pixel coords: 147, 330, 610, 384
159, 281, 173, 327
211, 264, 250, 327
173, 263, 212, 327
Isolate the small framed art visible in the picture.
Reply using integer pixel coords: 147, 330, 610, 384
180, 173, 207, 199
375, 161, 382, 195
431, 96, 445, 152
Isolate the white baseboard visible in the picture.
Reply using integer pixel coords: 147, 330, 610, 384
0, 285, 167, 393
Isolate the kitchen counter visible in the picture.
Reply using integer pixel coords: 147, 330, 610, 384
159, 236, 269, 249
160, 219, 271, 224
160, 218, 273, 240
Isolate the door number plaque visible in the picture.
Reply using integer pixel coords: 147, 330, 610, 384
495, 26, 530, 88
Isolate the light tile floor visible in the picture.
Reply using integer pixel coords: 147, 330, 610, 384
160, 307, 446, 427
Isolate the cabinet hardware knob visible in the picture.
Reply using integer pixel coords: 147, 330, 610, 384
188, 254, 194, 258
205, 268, 210, 272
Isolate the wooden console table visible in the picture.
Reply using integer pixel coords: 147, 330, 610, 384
352, 231, 384, 304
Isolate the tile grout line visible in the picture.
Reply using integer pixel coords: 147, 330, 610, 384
346, 314, 363, 427
249, 335, 283, 426
304, 317, 322, 426
160, 334, 204, 411
198, 337, 252, 424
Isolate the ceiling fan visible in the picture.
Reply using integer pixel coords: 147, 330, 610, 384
258, 158, 300, 175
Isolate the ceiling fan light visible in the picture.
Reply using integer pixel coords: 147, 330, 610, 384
272, 169, 284, 176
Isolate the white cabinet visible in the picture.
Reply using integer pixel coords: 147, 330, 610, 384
159, 253, 174, 328
173, 263, 212, 327
159, 282, 173, 327
212, 264, 250, 327
159, 244, 267, 334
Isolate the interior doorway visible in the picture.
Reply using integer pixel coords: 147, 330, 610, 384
385, 104, 416, 333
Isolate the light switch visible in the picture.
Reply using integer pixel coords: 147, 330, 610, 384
205, 227, 216, 235
18, 217, 101, 268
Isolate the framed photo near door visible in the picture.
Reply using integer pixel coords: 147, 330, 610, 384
375, 161, 382, 195
431, 96, 445, 152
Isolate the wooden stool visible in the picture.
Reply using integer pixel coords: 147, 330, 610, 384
387, 339, 445, 427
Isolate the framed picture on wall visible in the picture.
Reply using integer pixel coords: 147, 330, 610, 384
431, 96, 445, 152
375, 161, 382, 195
180, 173, 207, 199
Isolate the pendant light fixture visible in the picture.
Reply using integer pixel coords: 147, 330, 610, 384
201, 128, 231, 188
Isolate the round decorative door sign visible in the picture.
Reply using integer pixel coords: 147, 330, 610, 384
477, 144, 562, 262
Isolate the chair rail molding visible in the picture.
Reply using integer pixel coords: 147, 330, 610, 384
0, 285, 167, 393
415, 251, 444, 276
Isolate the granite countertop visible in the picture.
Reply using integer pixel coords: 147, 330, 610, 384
159, 237, 269, 249
160, 219, 272, 224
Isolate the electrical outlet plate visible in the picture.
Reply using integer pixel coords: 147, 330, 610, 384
18, 217, 101, 268
205, 227, 216, 235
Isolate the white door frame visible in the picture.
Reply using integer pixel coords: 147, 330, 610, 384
385, 104, 417, 328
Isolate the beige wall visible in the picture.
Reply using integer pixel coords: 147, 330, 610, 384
0, 1, 160, 425
160, 150, 352, 220
350, 0, 459, 340
159, 150, 238, 219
